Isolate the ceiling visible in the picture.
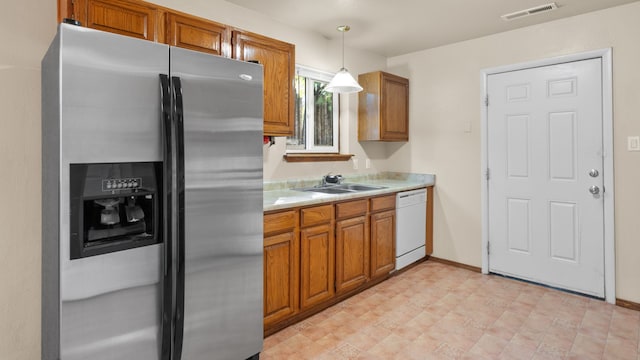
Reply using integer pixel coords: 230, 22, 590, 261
225, 0, 639, 57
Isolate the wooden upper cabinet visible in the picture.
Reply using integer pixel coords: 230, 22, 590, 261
78, 0, 160, 42
166, 13, 229, 56
358, 71, 409, 142
232, 30, 295, 136
59, 0, 297, 136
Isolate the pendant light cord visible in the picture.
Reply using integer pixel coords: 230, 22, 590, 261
341, 29, 345, 69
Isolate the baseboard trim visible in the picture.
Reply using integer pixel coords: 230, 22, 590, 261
428, 256, 482, 273
616, 298, 640, 312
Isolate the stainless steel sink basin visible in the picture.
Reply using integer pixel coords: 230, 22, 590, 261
295, 183, 387, 194
335, 184, 386, 191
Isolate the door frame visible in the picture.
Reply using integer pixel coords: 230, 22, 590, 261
480, 49, 615, 303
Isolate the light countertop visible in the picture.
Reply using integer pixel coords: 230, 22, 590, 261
264, 172, 435, 212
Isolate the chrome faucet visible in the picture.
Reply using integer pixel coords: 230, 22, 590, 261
322, 173, 343, 186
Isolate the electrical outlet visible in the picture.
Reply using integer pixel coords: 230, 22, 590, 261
365, 159, 371, 169
352, 158, 358, 169
628, 136, 640, 151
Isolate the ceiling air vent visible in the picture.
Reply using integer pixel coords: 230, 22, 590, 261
501, 2, 558, 21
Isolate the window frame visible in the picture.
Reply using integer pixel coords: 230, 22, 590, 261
286, 65, 340, 154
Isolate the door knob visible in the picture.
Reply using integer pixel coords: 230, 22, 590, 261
589, 186, 600, 195
589, 169, 599, 177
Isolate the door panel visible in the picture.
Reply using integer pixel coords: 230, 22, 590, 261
370, 210, 395, 279
488, 58, 604, 297
54, 25, 168, 360
170, 47, 264, 360
336, 216, 369, 294
300, 223, 335, 309
264, 231, 299, 327
232, 30, 295, 136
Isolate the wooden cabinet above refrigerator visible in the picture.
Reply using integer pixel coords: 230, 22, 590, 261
59, 0, 295, 136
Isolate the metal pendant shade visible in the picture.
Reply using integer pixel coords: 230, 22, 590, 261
325, 25, 363, 93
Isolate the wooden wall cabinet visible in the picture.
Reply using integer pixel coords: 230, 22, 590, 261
232, 30, 295, 136
263, 210, 299, 328
299, 205, 334, 309
58, 0, 295, 136
335, 200, 369, 294
358, 71, 409, 142
74, 0, 161, 42
369, 195, 396, 279
166, 13, 229, 56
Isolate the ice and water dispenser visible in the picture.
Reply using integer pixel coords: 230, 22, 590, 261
69, 162, 163, 259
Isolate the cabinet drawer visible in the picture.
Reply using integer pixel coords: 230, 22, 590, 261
264, 210, 297, 235
300, 204, 333, 227
370, 194, 396, 212
335, 199, 368, 219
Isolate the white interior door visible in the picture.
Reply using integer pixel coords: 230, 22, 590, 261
487, 58, 605, 297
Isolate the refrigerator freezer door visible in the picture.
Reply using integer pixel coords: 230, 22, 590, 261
43, 24, 169, 360
170, 48, 264, 360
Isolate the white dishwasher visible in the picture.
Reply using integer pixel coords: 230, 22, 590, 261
396, 188, 427, 270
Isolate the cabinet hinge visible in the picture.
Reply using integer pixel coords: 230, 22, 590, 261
487, 241, 490, 255
70, 0, 76, 20
485, 95, 489, 106
485, 168, 490, 181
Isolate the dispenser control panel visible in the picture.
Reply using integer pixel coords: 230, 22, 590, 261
102, 177, 142, 191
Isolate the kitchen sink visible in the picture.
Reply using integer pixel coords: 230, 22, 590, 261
295, 183, 387, 194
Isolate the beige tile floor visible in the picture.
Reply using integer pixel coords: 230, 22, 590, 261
262, 261, 640, 359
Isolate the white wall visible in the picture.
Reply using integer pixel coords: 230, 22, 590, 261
0, 0, 56, 359
386, 2, 640, 303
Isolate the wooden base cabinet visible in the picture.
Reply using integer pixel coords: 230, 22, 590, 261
263, 192, 414, 335
299, 205, 334, 310
335, 200, 370, 294
370, 195, 396, 279
263, 210, 299, 328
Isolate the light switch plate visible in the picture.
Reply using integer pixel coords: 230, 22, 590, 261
352, 158, 358, 169
628, 136, 640, 151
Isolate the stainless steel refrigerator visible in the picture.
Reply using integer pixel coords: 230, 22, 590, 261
42, 23, 264, 360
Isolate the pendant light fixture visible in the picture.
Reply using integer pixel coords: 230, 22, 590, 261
325, 25, 363, 93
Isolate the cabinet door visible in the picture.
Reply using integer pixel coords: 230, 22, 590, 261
81, 0, 160, 41
300, 223, 334, 309
232, 31, 295, 136
380, 73, 409, 141
335, 216, 369, 294
264, 231, 299, 328
426, 186, 434, 255
166, 13, 228, 56
358, 71, 409, 141
370, 209, 395, 279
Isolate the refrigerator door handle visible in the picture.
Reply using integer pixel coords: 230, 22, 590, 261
171, 75, 186, 360
159, 73, 173, 360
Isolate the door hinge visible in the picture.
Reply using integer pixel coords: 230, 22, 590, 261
485, 95, 489, 106
487, 241, 490, 255
485, 168, 490, 181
